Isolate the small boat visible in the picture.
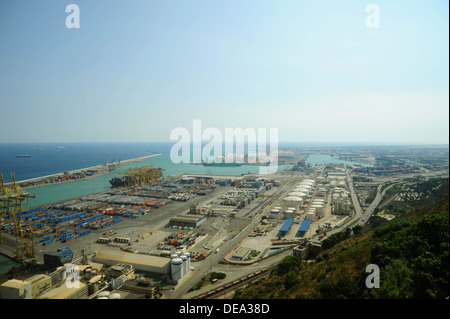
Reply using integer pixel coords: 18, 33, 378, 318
57, 146, 65, 149
36, 147, 45, 151
16, 154, 31, 158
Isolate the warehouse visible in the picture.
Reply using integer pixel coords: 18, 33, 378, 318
93, 249, 171, 275
231, 247, 251, 261
297, 219, 311, 237
168, 214, 207, 228
38, 282, 88, 299
278, 218, 294, 236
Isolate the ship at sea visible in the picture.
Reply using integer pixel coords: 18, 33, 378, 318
109, 165, 165, 188
202, 162, 241, 167
16, 154, 31, 158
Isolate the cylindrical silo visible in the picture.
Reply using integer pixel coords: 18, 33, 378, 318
180, 255, 187, 277
270, 209, 280, 219
305, 212, 315, 220
171, 257, 183, 281
284, 209, 295, 219
288, 191, 306, 198
97, 291, 110, 298
182, 252, 191, 272
283, 196, 303, 208
311, 204, 323, 214
295, 187, 310, 196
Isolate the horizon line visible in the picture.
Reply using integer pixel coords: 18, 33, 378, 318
1, 141, 449, 146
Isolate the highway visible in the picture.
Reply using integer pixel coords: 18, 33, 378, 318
356, 183, 395, 227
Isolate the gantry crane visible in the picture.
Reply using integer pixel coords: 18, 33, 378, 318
121, 165, 165, 186
0, 172, 36, 261
0, 173, 13, 244
10, 172, 37, 261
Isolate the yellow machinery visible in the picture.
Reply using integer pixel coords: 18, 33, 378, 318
121, 165, 165, 186
0, 173, 36, 261
0, 173, 12, 244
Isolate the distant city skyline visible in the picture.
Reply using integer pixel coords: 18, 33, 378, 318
0, 0, 448, 144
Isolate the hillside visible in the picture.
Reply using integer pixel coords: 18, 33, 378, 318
234, 179, 449, 299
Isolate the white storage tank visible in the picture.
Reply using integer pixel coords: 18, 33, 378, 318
288, 192, 306, 198
182, 252, 191, 272
270, 209, 280, 219
283, 196, 303, 204
180, 255, 187, 277
295, 188, 310, 196
311, 204, 323, 214
284, 209, 296, 219
305, 212, 315, 220
317, 176, 326, 183
171, 257, 183, 281
109, 293, 121, 299
97, 291, 110, 299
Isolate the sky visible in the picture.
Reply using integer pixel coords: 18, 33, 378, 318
0, 0, 448, 144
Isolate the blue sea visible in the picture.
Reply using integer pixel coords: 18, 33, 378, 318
0, 142, 370, 184
0, 142, 171, 183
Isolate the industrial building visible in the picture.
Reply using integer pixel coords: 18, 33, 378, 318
0, 274, 52, 299
231, 247, 252, 261
39, 282, 88, 299
297, 219, 311, 237
168, 214, 207, 228
93, 249, 171, 275
278, 218, 295, 236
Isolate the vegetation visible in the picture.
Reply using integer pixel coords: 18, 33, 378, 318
365, 186, 378, 204
188, 272, 227, 292
234, 179, 449, 299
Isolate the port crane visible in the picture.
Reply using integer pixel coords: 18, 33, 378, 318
0, 173, 12, 244
121, 165, 165, 186
0, 173, 36, 261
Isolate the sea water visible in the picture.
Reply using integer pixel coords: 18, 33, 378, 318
0, 142, 371, 207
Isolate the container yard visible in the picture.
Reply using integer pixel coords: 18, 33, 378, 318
0, 173, 248, 267
0, 163, 361, 299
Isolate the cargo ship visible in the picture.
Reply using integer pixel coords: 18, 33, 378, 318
202, 162, 241, 167
16, 154, 31, 158
109, 176, 129, 188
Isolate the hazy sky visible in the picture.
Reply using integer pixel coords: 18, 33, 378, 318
0, 0, 448, 144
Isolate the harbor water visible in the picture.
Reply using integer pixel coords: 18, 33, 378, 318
0, 142, 372, 208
